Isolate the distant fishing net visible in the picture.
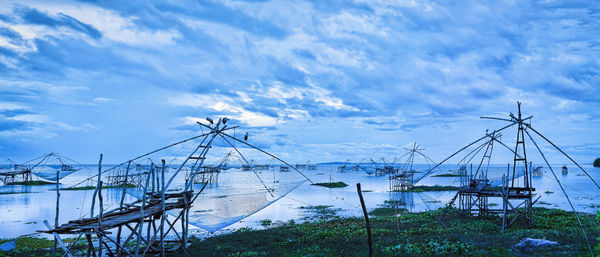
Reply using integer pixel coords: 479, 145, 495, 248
183, 180, 303, 232
32, 166, 78, 181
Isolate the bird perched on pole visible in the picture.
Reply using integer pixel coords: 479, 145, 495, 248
244, 133, 249, 141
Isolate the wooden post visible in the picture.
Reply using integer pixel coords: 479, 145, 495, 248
136, 163, 153, 257
53, 169, 59, 257
98, 181, 103, 257
117, 161, 131, 249
160, 159, 166, 257
356, 183, 373, 257
90, 154, 103, 218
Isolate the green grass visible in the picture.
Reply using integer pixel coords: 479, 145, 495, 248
60, 183, 137, 191
311, 182, 348, 188
0, 192, 37, 195
168, 207, 599, 257
369, 207, 407, 216
2, 208, 598, 257
409, 185, 460, 192
431, 173, 466, 177
6, 181, 55, 186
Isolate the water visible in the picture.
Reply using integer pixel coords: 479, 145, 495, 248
0, 163, 599, 239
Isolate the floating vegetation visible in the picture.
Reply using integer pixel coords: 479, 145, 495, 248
369, 207, 406, 216
6, 180, 55, 186
169, 208, 598, 257
311, 182, 348, 188
544, 190, 554, 194
60, 183, 137, 191
431, 173, 466, 177
410, 185, 460, 192
259, 219, 272, 227
384, 199, 407, 206
299, 205, 341, 221
0, 191, 37, 195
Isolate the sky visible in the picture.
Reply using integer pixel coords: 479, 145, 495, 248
0, 0, 599, 165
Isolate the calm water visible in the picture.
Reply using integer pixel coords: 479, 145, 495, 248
0, 163, 599, 239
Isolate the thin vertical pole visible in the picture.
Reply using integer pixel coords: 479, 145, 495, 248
97, 181, 103, 257
160, 159, 166, 257
90, 154, 103, 218
117, 161, 131, 249
136, 164, 152, 257
356, 183, 373, 257
53, 169, 59, 257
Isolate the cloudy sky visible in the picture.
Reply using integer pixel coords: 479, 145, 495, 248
0, 0, 598, 164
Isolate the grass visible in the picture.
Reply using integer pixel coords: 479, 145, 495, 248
168, 207, 599, 257
409, 185, 460, 192
0, 236, 94, 257
260, 219, 272, 227
6, 181, 54, 186
369, 207, 407, 216
431, 173, 466, 177
0, 192, 37, 195
60, 183, 137, 191
311, 182, 348, 188
2, 208, 598, 257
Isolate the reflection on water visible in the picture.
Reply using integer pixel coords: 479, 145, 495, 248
0, 163, 599, 238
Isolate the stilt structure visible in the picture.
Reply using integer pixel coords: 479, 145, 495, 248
418, 103, 539, 230
39, 117, 312, 257
0, 160, 32, 185
389, 143, 436, 192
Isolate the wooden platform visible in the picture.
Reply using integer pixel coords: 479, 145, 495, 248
39, 191, 192, 235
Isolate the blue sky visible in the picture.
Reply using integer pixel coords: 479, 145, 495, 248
0, 0, 598, 164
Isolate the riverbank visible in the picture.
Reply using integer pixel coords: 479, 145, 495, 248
170, 207, 598, 257
0, 207, 597, 256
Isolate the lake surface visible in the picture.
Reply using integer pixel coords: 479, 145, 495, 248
0, 163, 599, 239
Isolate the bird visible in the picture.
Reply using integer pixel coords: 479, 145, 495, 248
244, 132, 249, 141
223, 117, 229, 124
206, 117, 214, 124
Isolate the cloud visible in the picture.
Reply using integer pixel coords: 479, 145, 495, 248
0, 0, 598, 163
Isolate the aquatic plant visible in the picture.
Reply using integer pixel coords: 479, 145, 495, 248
260, 219, 272, 227
167, 207, 598, 257
431, 173, 466, 177
60, 183, 137, 191
410, 185, 460, 192
6, 181, 54, 186
311, 182, 348, 188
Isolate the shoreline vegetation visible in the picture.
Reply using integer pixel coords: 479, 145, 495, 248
311, 182, 348, 188
5, 181, 54, 186
0, 208, 597, 256
170, 207, 597, 257
431, 173, 465, 177
58, 184, 137, 191
594, 158, 600, 167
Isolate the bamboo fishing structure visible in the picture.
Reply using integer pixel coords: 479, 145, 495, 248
418, 102, 598, 256
38, 117, 312, 257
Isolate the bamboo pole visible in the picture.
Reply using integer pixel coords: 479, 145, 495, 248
98, 181, 103, 257
356, 183, 373, 257
53, 169, 59, 257
136, 163, 153, 257
90, 154, 103, 218
160, 159, 166, 257
117, 161, 131, 250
